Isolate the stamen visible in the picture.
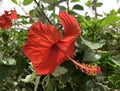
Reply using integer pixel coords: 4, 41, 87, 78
67, 55, 102, 75
58, 47, 102, 76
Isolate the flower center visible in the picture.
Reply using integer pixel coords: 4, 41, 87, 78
52, 43, 58, 50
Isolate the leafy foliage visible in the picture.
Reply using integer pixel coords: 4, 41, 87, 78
11, 0, 18, 4
23, 0, 33, 5
73, 4, 84, 10
0, 0, 120, 91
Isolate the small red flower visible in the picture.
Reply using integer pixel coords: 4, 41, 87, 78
0, 10, 18, 30
4, 10, 18, 20
0, 15, 12, 30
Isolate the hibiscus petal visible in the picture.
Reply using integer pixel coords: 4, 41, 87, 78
36, 44, 68, 74
23, 22, 63, 74
59, 11, 82, 38
9, 10, 18, 20
0, 15, 12, 30
56, 40, 75, 63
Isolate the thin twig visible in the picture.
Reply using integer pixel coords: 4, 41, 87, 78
34, 76, 40, 91
45, 0, 66, 7
92, 0, 98, 18
66, 0, 69, 12
34, 0, 52, 24
18, 0, 28, 16
34, 0, 39, 6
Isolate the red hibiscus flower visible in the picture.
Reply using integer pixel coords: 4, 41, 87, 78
23, 11, 101, 75
0, 10, 18, 30
0, 15, 12, 30
4, 10, 18, 20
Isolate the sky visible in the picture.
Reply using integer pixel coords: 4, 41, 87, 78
97, 0, 120, 13
0, 0, 120, 16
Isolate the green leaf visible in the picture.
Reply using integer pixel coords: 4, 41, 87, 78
59, 61, 75, 83
100, 51, 112, 59
77, 15, 91, 28
73, 4, 84, 10
80, 22, 88, 29
81, 37, 105, 50
34, 6, 46, 23
52, 66, 68, 77
71, 0, 80, 2
109, 56, 120, 67
21, 19, 29, 24
29, 9, 34, 15
2, 31, 9, 42
94, 2, 103, 7
0, 64, 13, 83
99, 52, 118, 67
86, 79, 108, 91
42, 76, 56, 91
15, 55, 28, 73
43, 0, 58, 2
60, 6, 66, 10
106, 60, 118, 68
11, 0, 18, 4
21, 72, 38, 83
23, 0, 33, 5
98, 10, 120, 28
83, 50, 100, 61
46, 78, 56, 91
108, 74, 120, 88
85, 0, 92, 7
48, 6, 54, 10
70, 70, 83, 84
